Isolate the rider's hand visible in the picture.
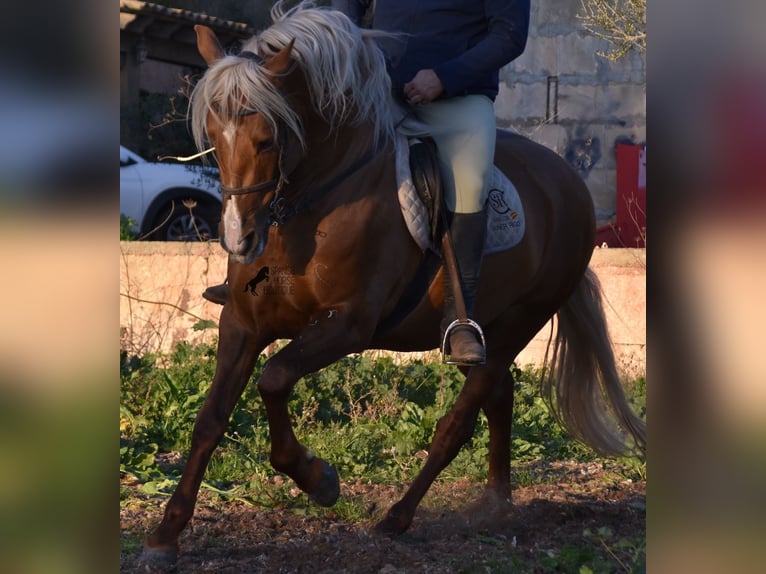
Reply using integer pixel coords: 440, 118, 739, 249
404, 69, 444, 105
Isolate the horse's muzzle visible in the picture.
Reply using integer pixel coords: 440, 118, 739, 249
221, 196, 270, 262
223, 229, 265, 263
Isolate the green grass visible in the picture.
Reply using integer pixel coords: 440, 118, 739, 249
121, 341, 646, 571
449, 528, 645, 574
120, 342, 645, 492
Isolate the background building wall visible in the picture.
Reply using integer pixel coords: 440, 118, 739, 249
495, 0, 646, 225
120, 1, 646, 224
119, 243, 646, 378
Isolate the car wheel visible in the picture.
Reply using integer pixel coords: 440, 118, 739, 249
147, 200, 221, 241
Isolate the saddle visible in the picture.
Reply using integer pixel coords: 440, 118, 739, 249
407, 137, 444, 247
396, 134, 526, 255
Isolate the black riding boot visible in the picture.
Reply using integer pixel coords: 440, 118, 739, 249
202, 280, 228, 305
442, 209, 487, 365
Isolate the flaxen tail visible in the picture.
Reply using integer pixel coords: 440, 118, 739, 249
541, 268, 646, 455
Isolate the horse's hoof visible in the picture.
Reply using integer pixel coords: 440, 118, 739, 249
374, 510, 411, 537
479, 485, 513, 508
138, 544, 178, 571
308, 461, 340, 507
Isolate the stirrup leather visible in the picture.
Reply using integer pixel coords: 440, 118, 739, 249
441, 318, 486, 365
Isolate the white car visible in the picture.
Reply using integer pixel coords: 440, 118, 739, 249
120, 146, 222, 241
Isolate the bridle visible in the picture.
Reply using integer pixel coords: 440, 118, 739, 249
215, 50, 296, 226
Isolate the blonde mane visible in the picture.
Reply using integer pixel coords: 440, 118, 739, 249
190, 1, 396, 154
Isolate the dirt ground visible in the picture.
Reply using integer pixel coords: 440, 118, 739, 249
120, 461, 645, 573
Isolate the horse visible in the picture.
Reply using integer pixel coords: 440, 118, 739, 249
142, 3, 645, 565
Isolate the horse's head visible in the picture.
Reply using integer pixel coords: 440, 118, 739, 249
193, 25, 304, 263
191, 6, 397, 263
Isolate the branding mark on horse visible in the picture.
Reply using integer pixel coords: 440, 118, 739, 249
262, 265, 296, 295
244, 266, 270, 296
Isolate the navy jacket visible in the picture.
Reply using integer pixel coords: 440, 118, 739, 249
331, 0, 530, 101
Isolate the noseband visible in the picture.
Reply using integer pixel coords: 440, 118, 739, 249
219, 116, 291, 226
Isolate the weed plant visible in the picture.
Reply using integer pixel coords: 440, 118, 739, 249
121, 342, 646, 572
120, 214, 138, 240
121, 341, 645, 497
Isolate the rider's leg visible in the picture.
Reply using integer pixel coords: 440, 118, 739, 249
441, 209, 487, 363
414, 95, 496, 364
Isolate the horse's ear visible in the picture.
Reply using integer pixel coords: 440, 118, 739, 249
266, 39, 296, 75
195, 25, 225, 66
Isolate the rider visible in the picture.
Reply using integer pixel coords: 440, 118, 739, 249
331, 0, 530, 365
204, 0, 530, 365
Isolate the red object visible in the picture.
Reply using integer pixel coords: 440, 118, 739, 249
596, 143, 646, 247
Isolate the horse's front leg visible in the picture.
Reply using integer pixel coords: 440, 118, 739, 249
256, 307, 370, 506
142, 308, 267, 566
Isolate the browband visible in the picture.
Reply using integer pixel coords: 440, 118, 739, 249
238, 50, 264, 64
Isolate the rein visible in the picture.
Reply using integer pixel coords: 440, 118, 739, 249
269, 138, 386, 226
221, 134, 385, 227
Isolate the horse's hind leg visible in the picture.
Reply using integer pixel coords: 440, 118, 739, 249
376, 362, 506, 535
142, 310, 266, 566
482, 369, 515, 502
377, 304, 557, 535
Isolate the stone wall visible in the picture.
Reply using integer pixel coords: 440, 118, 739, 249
495, 0, 646, 224
514, 247, 646, 378
119, 243, 645, 378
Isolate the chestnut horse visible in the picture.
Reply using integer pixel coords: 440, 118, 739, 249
142, 4, 645, 565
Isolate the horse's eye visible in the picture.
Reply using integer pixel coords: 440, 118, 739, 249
256, 138, 275, 153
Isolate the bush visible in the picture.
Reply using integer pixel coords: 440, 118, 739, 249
120, 214, 138, 240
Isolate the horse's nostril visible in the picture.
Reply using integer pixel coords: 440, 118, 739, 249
238, 234, 252, 251
223, 229, 250, 256
238, 229, 255, 246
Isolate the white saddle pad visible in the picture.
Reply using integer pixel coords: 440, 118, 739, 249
395, 134, 526, 254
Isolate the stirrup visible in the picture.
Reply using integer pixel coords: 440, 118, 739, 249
441, 318, 486, 365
